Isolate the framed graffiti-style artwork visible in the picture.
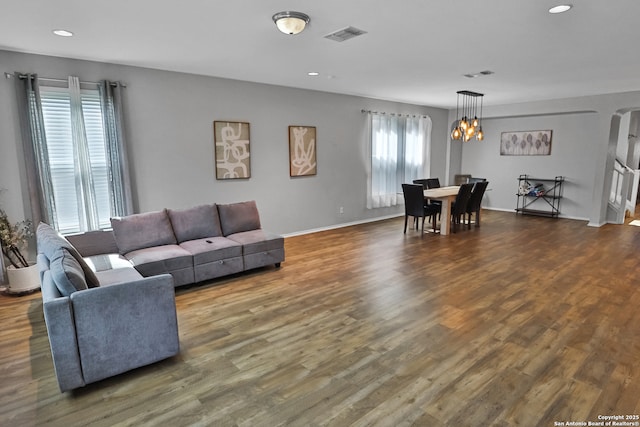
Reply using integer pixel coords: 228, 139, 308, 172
288, 125, 317, 177
213, 121, 251, 179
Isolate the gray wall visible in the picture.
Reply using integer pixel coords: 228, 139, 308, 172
453, 93, 640, 224
0, 50, 449, 236
3, 49, 639, 242
459, 112, 598, 220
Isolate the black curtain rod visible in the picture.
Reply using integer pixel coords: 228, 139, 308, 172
5, 72, 125, 87
361, 109, 428, 118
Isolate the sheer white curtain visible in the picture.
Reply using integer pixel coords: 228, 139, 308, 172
404, 115, 432, 183
366, 113, 431, 209
369, 113, 400, 208
69, 76, 100, 231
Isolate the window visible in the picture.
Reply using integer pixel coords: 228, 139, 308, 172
40, 85, 111, 234
367, 114, 431, 208
16, 74, 131, 234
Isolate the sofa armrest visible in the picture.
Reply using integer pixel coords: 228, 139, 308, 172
70, 274, 179, 387
43, 293, 85, 392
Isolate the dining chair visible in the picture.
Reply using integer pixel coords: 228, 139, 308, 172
416, 178, 442, 219
402, 183, 439, 235
413, 178, 442, 219
465, 181, 489, 229
450, 183, 474, 233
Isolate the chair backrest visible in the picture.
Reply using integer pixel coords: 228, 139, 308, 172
451, 183, 474, 216
468, 177, 487, 184
454, 174, 471, 185
412, 179, 430, 189
426, 178, 441, 189
402, 184, 426, 217
467, 181, 489, 213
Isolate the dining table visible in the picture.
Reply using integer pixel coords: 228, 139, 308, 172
423, 185, 460, 235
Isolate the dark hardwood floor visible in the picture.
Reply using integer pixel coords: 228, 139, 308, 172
1, 210, 640, 426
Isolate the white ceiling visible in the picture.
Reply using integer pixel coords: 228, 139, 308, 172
1, 0, 639, 108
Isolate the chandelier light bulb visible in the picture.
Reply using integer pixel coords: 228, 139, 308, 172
472, 117, 479, 127
451, 126, 462, 140
466, 126, 476, 139
459, 118, 468, 131
476, 127, 484, 141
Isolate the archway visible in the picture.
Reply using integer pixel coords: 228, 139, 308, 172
606, 109, 640, 224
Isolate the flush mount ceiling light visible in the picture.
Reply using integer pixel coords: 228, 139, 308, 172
272, 11, 310, 35
549, 4, 572, 14
451, 91, 484, 142
52, 29, 74, 37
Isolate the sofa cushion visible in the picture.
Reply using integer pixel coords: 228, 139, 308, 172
66, 230, 119, 257
49, 248, 89, 297
94, 267, 144, 286
84, 254, 134, 272
226, 230, 284, 255
36, 222, 100, 288
167, 204, 222, 243
217, 201, 261, 236
179, 237, 242, 264
124, 245, 193, 277
111, 210, 177, 255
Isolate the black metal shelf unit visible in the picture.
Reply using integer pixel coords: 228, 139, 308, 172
515, 175, 564, 218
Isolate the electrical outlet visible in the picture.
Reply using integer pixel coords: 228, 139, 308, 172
339, 206, 344, 214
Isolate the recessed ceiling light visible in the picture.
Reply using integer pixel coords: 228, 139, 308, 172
53, 29, 74, 37
307, 72, 319, 76
549, 4, 572, 14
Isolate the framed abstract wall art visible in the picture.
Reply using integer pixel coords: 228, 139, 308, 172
500, 130, 552, 156
289, 125, 317, 177
214, 121, 251, 179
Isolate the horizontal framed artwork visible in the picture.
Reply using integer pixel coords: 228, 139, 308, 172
500, 130, 552, 156
289, 125, 317, 177
214, 121, 251, 179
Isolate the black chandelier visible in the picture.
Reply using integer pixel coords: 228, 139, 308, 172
451, 90, 484, 142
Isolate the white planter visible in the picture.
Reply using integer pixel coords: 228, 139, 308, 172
6, 263, 40, 293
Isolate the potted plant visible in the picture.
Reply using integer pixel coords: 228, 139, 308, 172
0, 209, 33, 268
0, 208, 37, 293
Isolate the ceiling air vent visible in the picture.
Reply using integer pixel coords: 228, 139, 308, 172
324, 26, 367, 42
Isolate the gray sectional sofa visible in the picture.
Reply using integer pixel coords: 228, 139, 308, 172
105, 200, 284, 286
37, 200, 284, 392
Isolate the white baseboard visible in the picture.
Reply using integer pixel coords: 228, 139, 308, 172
284, 207, 594, 238
587, 221, 607, 227
283, 213, 403, 238
480, 207, 590, 222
